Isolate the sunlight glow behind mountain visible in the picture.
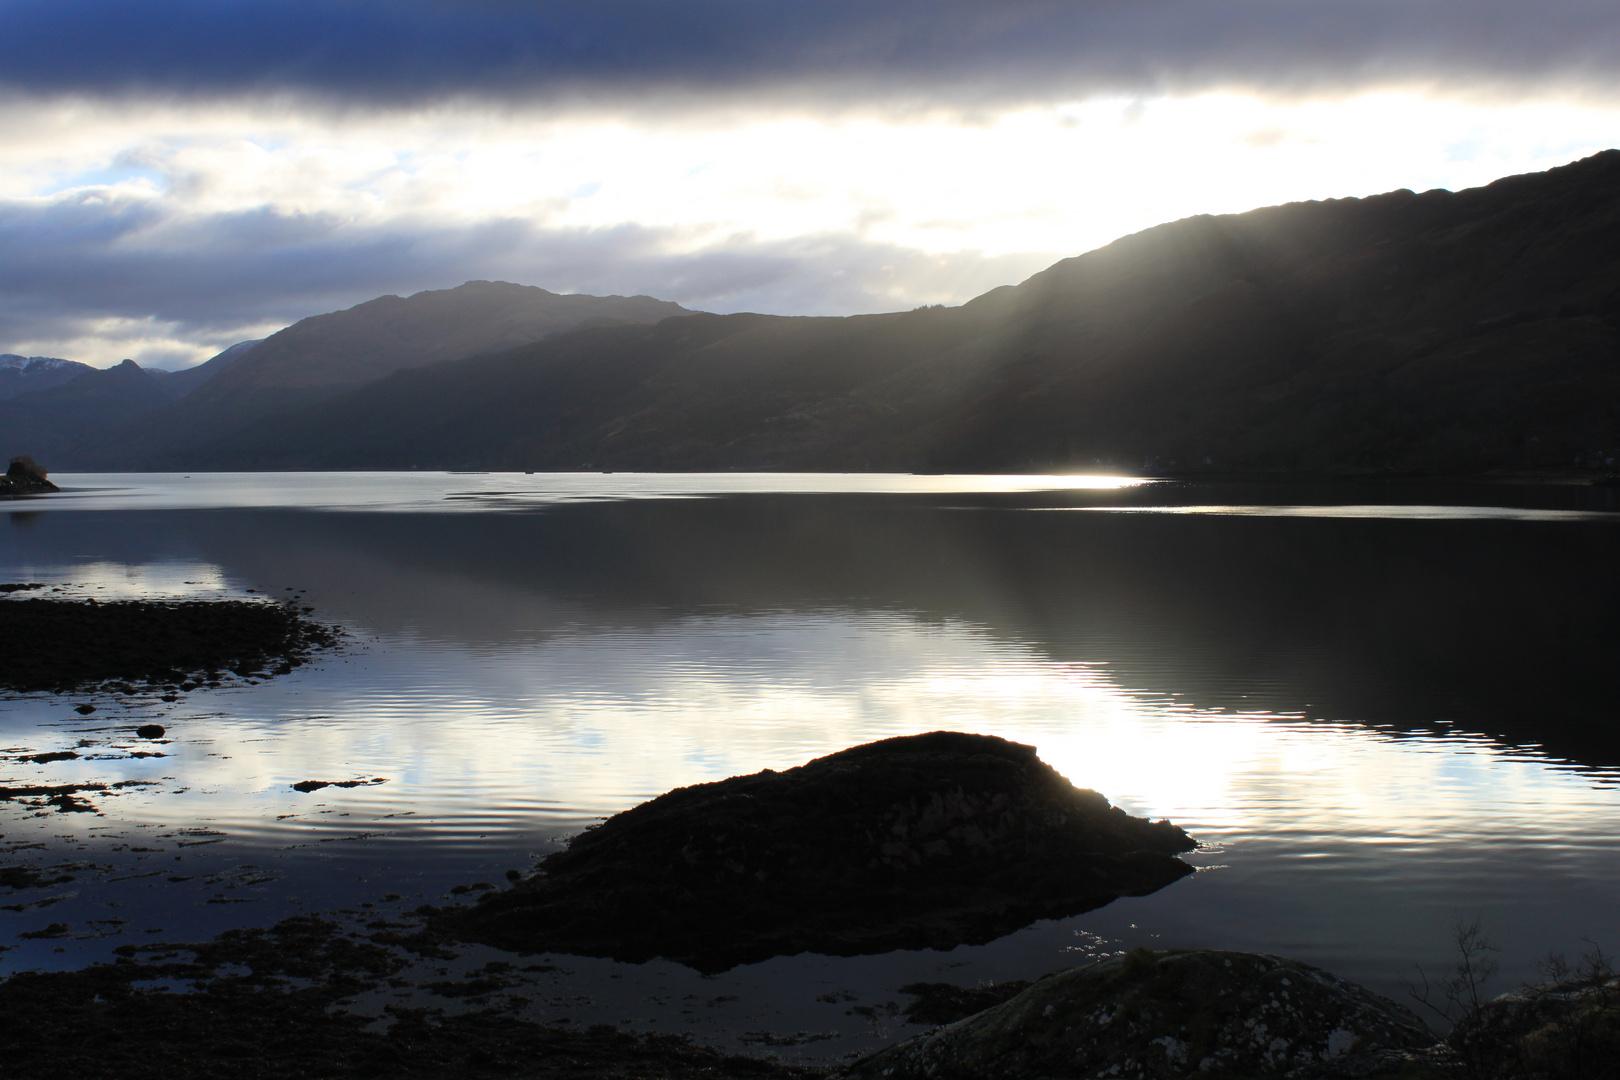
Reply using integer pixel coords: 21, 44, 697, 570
4, 86, 1619, 367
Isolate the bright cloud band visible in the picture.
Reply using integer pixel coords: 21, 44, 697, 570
2, 0, 1619, 367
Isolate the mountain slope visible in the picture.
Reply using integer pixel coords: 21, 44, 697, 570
192, 151, 1620, 474
1, 343, 257, 464
193, 281, 689, 404
74, 281, 691, 467
0, 359, 175, 463
0, 355, 94, 401
158, 339, 262, 398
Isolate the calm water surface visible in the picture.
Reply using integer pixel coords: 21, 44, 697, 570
2, 473, 1617, 1060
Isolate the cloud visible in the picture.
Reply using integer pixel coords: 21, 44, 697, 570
0, 187, 1053, 366
0, 0, 1617, 108
3, 2, 1618, 366
5, 80, 1619, 366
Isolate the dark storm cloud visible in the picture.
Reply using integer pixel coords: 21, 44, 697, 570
3, 0, 1617, 105
0, 190, 1052, 358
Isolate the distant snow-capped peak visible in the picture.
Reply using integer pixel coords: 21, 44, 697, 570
0, 353, 76, 371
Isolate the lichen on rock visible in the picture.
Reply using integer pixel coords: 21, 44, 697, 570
1448, 972, 1620, 1079
848, 949, 1438, 1079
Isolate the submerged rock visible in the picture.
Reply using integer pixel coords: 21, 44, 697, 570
849, 949, 1437, 1080
0, 455, 59, 496
441, 731, 1196, 971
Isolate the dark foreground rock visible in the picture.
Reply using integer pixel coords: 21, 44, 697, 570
439, 732, 1196, 972
0, 597, 340, 693
849, 949, 1438, 1080
1448, 972, 1620, 1079
0, 917, 819, 1080
0, 454, 59, 496
898, 980, 1033, 1026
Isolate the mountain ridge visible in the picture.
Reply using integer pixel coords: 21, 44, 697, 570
0, 341, 265, 463
157, 339, 262, 398
0, 355, 95, 401
0, 359, 175, 464
12, 153, 1620, 475
62, 281, 692, 467
160, 150, 1620, 474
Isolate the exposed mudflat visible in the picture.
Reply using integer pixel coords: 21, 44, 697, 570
439, 732, 1196, 972
0, 594, 341, 693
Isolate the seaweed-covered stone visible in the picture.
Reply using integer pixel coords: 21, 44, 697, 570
0, 597, 339, 692
849, 949, 1437, 1080
443, 732, 1196, 972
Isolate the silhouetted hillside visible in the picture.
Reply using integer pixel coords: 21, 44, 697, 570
185, 152, 1620, 474
66, 281, 691, 468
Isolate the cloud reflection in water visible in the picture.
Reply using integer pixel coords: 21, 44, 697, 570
2, 475, 1617, 1018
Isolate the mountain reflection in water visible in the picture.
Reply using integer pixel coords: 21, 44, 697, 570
1, 473, 1617, 1058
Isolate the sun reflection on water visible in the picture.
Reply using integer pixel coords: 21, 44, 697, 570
3, 477, 1619, 1008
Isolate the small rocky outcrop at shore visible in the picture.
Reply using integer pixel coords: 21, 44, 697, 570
439, 732, 1196, 971
848, 949, 1439, 1080
0, 454, 59, 496
0, 596, 340, 693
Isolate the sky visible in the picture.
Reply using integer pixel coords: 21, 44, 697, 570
3, 1, 1620, 369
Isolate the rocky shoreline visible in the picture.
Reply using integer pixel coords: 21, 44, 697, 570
4, 721, 1613, 1078
0, 916, 822, 1080
321, 730, 1620, 1076
0, 593, 341, 694
4, 923, 1614, 1079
